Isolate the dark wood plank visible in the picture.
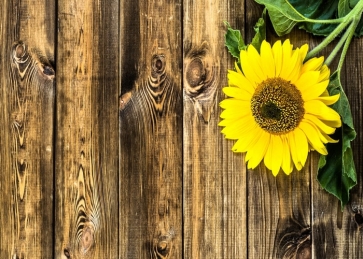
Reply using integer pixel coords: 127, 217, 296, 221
55, 0, 119, 257
0, 0, 55, 258
119, 0, 183, 258
183, 0, 247, 258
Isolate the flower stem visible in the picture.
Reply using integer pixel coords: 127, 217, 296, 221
305, 0, 363, 61
324, 23, 352, 67
337, 13, 363, 72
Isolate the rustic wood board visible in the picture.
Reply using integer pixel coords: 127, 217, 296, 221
183, 0, 247, 258
55, 0, 119, 258
119, 0, 183, 258
0, 0, 362, 258
0, 0, 55, 258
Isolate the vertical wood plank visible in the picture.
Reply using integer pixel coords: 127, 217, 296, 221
311, 37, 363, 259
0, 0, 55, 258
119, 0, 183, 258
183, 0, 247, 258
245, 1, 312, 258
55, 0, 119, 258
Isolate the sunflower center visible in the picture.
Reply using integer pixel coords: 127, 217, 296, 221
251, 77, 304, 134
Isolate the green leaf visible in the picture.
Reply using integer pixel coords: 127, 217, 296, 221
255, 0, 363, 36
251, 9, 267, 51
254, 0, 307, 36
224, 22, 246, 60
318, 71, 357, 208
339, 0, 353, 17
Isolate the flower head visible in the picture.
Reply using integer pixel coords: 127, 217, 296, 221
220, 39, 341, 176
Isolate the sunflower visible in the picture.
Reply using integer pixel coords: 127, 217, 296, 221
219, 39, 342, 176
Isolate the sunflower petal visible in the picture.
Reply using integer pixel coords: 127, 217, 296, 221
281, 135, 293, 175
295, 71, 320, 91
272, 40, 283, 77
288, 131, 302, 171
319, 65, 330, 81
298, 44, 309, 63
247, 44, 267, 81
220, 108, 250, 120
304, 100, 341, 122
240, 50, 262, 85
246, 129, 270, 169
299, 121, 328, 155
294, 128, 309, 168
222, 87, 252, 100
301, 57, 324, 74
260, 41, 275, 78
301, 80, 329, 101
221, 116, 255, 139
316, 93, 340, 105
228, 70, 255, 95
281, 47, 300, 82
303, 115, 336, 135
220, 98, 250, 109
270, 135, 283, 176
231, 123, 261, 152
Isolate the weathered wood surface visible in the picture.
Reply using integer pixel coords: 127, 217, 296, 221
183, 0, 247, 258
119, 0, 183, 258
0, 0, 362, 258
55, 0, 119, 258
0, 0, 55, 258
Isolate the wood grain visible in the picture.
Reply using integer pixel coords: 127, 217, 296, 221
119, 0, 183, 258
0, 0, 55, 258
183, 0, 247, 258
55, 0, 119, 258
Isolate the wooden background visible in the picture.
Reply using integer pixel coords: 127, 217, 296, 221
0, 0, 362, 258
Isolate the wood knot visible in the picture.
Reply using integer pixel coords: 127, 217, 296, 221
153, 235, 172, 259
183, 43, 219, 99
15, 44, 25, 58
12, 42, 29, 63
186, 58, 205, 88
152, 55, 166, 74
183, 42, 220, 122
278, 226, 311, 258
79, 225, 95, 255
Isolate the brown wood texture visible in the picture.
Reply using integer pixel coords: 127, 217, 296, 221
55, 0, 119, 258
0, 0, 55, 258
119, 0, 183, 258
183, 0, 247, 258
0, 0, 362, 258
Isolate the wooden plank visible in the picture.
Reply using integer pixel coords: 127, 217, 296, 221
55, 0, 119, 258
119, 0, 183, 257
311, 37, 363, 258
0, 0, 55, 258
183, 0, 247, 258
245, 1, 312, 258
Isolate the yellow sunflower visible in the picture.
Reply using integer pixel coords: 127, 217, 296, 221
219, 39, 342, 176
